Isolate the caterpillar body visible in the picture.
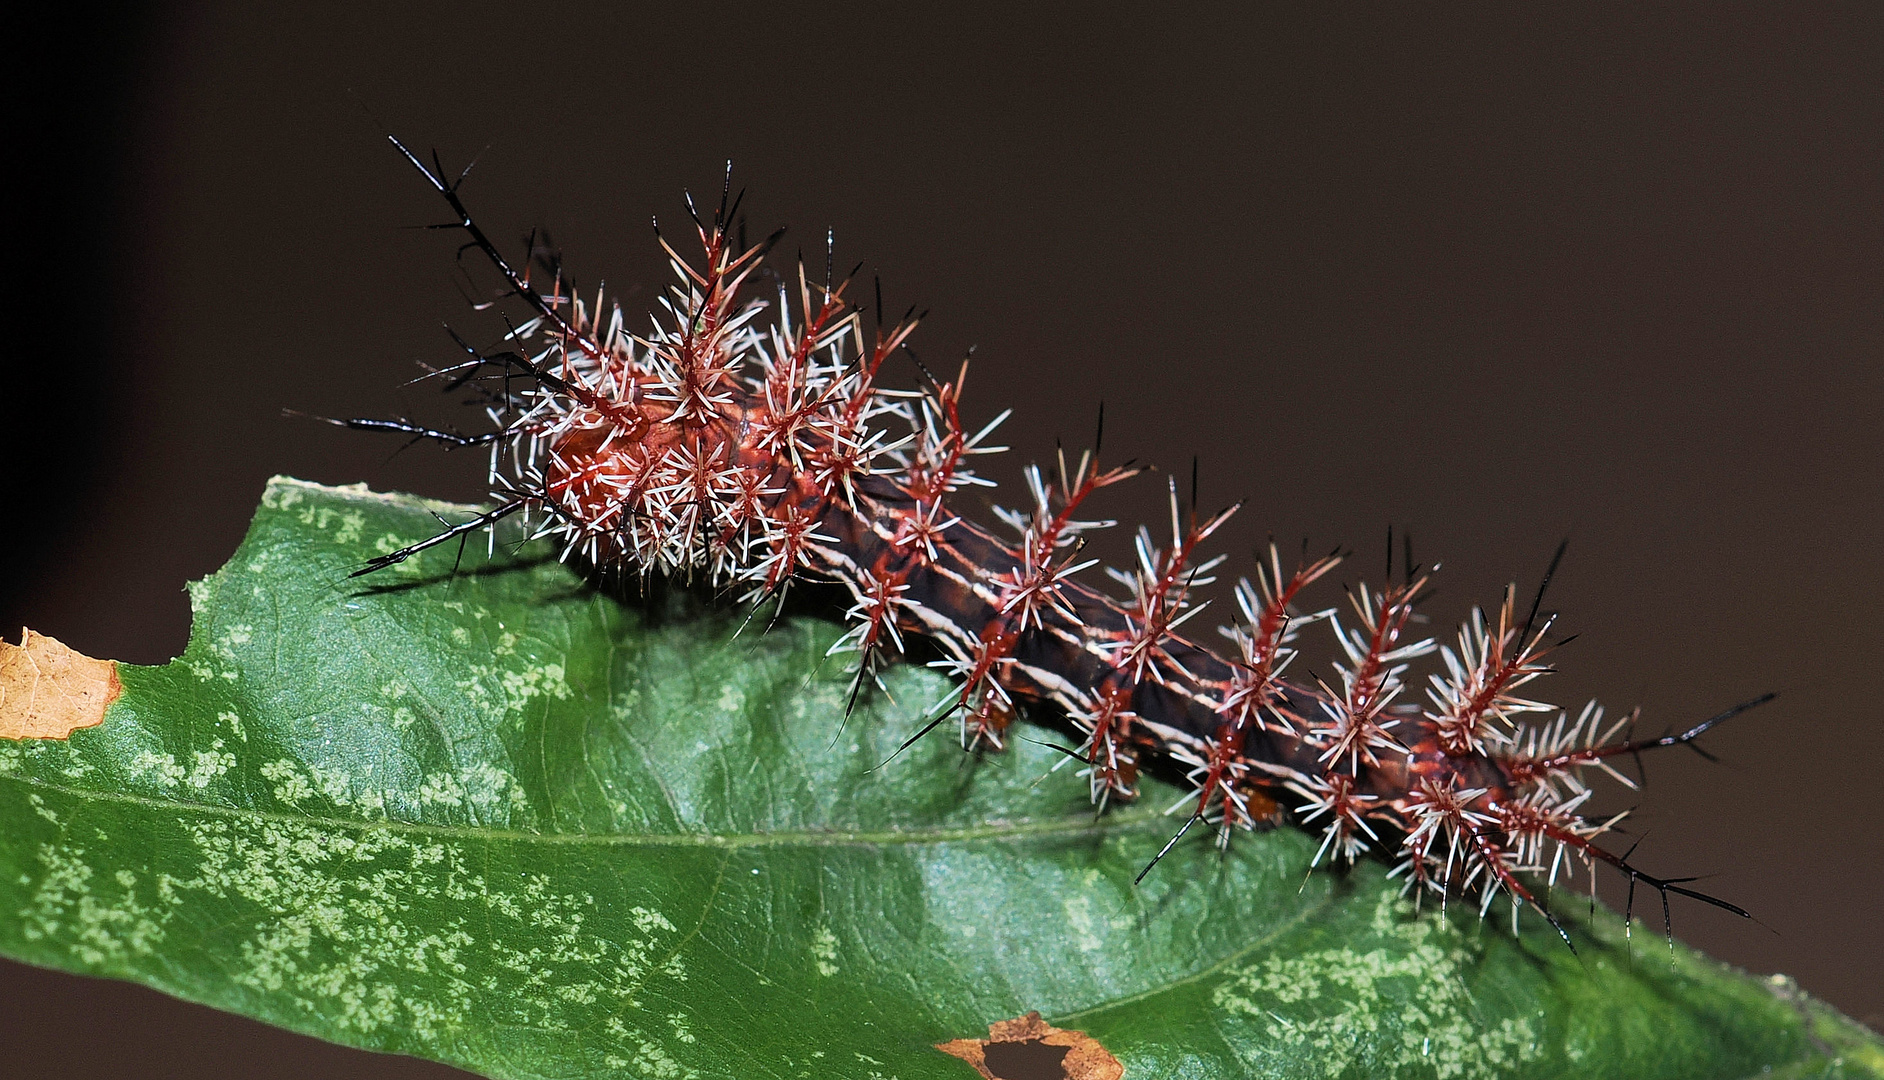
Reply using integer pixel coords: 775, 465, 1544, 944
338, 138, 1766, 947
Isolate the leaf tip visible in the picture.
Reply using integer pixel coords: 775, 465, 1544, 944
936, 1011, 1123, 1080
0, 628, 121, 740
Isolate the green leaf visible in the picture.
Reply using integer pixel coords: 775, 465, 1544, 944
2, 477, 1877, 1080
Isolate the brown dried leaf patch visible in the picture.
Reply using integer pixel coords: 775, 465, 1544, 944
936, 1011, 1124, 1080
0, 629, 120, 740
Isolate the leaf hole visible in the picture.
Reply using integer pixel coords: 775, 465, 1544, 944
936, 1011, 1122, 1080
982, 1038, 1071, 1079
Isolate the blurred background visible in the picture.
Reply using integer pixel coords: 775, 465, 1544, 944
6, 2, 1881, 1075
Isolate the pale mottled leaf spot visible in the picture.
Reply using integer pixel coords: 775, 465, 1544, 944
0, 629, 120, 740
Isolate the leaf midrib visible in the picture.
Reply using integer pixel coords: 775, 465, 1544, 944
0, 772, 1174, 849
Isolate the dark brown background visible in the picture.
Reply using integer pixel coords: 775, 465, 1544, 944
6, 3, 1881, 1076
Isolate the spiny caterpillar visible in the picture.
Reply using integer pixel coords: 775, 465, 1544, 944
333, 137, 1770, 950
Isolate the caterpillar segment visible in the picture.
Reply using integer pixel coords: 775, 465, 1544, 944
341, 138, 1770, 947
